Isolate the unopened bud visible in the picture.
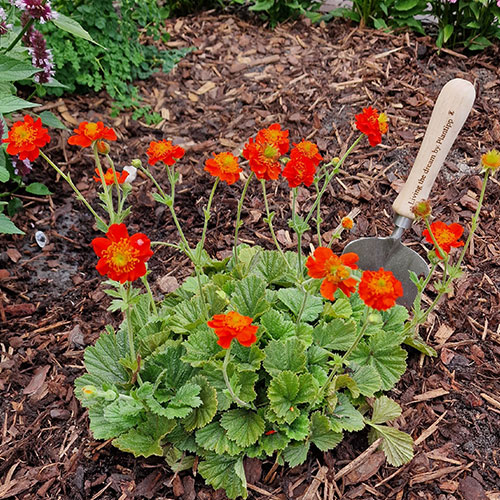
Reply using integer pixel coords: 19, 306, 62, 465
122, 165, 137, 183
96, 140, 110, 155
341, 216, 354, 230
131, 159, 142, 169
81, 385, 97, 397
331, 157, 340, 166
412, 200, 432, 219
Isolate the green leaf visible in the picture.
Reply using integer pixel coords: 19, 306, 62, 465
0, 213, 24, 235
349, 330, 407, 390
284, 414, 309, 440
310, 412, 343, 451
220, 409, 265, 447
104, 397, 144, 426
165, 447, 196, 472
254, 250, 288, 284
231, 342, 265, 372
260, 309, 295, 340
88, 404, 137, 439
231, 275, 270, 318
25, 182, 52, 196
350, 364, 382, 397
395, 0, 419, 10
168, 295, 206, 333
370, 396, 402, 424
263, 338, 307, 376
277, 288, 323, 322
182, 330, 222, 367
0, 151, 9, 182
404, 333, 437, 357
260, 431, 290, 456
38, 110, 68, 130
0, 94, 39, 114
333, 374, 360, 399
368, 424, 414, 466
283, 441, 310, 467
80, 329, 129, 386
113, 414, 176, 458
0, 55, 40, 81
313, 319, 357, 351
199, 453, 248, 499
195, 421, 245, 456
182, 375, 217, 431
443, 24, 454, 43
329, 394, 365, 432
148, 383, 202, 419
382, 305, 409, 332
324, 298, 352, 319
165, 423, 198, 453
53, 13, 103, 46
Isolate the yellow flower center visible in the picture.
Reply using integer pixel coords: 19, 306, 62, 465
325, 257, 350, 283
378, 113, 388, 134
103, 238, 140, 272
85, 122, 99, 138
435, 228, 456, 246
217, 153, 239, 173
11, 123, 36, 147
263, 144, 278, 160
225, 311, 247, 330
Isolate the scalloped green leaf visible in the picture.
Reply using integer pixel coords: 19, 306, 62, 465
368, 424, 414, 466
329, 394, 365, 432
195, 421, 245, 456
168, 295, 206, 333
310, 412, 343, 451
260, 430, 290, 456
277, 288, 323, 322
284, 414, 309, 440
370, 396, 402, 424
199, 453, 248, 499
88, 404, 138, 439
283, 441, 310, 467
260, 309, 295, 340
231, 342, 265, 372
220, 408, 265, 447
382, 305, 409, 332
350, 363, 382, 397
254, 250, 288, 284
334, 374, 360, 399
182, 330, 222, 367
313, 319, 357, 351
231, 275, 270, 318
263, 338, 307, 376
183, 375, 217, 431
349, 331, 407, 391
323, 297, 353, 319
268, 371, 299, 418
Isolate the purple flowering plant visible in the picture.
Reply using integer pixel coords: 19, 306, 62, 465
0, 0, 98, 234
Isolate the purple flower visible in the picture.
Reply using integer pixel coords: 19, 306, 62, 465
0, 7, 13, 35
13, 156, 33, 177
10, 0, 58, 23
26, 29, 55, 84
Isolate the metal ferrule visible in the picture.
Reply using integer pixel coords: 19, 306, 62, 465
391, 214, 413, 240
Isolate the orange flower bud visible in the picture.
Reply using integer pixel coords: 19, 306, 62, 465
411, 200, 432, 219
341, 217, 354, 230
96, 140, 110, 154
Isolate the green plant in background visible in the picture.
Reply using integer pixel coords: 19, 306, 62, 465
429, 0, 500, 50
0, 0, 92, 234
41, 1, 192, 120
230, 0, 322, 26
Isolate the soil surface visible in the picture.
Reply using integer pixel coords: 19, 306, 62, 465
1, 11, 500, 500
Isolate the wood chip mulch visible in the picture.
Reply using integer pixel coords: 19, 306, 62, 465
0, 11, 499, 500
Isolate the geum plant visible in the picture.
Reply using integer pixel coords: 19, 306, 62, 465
3, 108, 497, 498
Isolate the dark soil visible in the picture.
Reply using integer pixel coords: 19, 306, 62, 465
1, 12, 499, 500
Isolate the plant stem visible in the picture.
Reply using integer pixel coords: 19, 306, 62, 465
295, 286, 309, 325
292, 187, 303, 278
125, 285, 136, 362
93, 144, 115, 223
233, 172, 254, 265
106, 154, 124, 218
222, 342, 252, 409
40, 151, 107, 228
141, 275, 157, 315
197, 178, 219, 262
314, 180, 322, 246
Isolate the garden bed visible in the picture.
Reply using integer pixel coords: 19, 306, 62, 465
0, 12, 499, 500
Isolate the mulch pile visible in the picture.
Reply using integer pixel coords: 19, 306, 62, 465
1, 10, 499, 500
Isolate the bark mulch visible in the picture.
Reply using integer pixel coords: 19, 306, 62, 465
0, 11, 499, 500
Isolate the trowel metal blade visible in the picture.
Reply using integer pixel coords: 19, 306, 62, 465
343, 237, 429, 308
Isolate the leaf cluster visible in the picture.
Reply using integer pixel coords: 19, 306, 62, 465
76, 246, 413, 498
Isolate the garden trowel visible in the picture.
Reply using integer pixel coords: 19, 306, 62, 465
343, 78, 476, 308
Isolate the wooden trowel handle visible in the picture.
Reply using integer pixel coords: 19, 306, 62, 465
392, 78, 476, 220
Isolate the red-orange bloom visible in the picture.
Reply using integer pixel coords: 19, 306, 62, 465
358, 268, 403, 310
291, 140, 323, 167
207, 311, 258, 349
355, 107, 388, 147
423, 221, 464, 259
146, 140, 185, 166
91, 224, 153, 283
243, 138, 282, 181
68, 122, 117, 148
341, 217, 354, 230
255, 124, 289, 155
204, 152, 242, 185
306, 247, 359, 301
282, 155, 316, 188
93, 168, 129, 186
3, 115, 50, 161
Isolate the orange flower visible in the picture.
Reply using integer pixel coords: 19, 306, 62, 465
341, 217, 354, 230
282, 155, 316, 187
91, 224, 153, 283
291, 140, 322, 167
3, 115, 50, 161
306, 247, 359, 301
204, 152, 242, 185
242, 138, 282, 181
207, 311, 258, 349
146, 139, 185, 166
68, 121, 117, 148
423, 221, 464, 259
255, 124, 289, 155
355, 107, 388, 147
93, 168, 129, 185
358, 268, 403, 310
481, 149, 500, 173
